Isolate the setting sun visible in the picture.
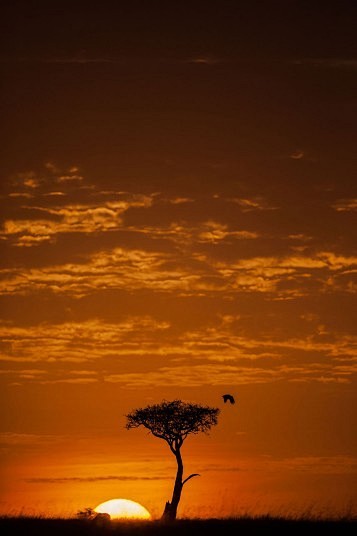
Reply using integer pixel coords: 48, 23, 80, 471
94, 499, 151, 520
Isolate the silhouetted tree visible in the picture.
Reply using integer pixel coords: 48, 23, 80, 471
125, 399, 220, 521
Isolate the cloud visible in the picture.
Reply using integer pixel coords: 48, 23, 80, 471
8, 192, 34, 199
197, 221, 258, 243
164, 197, 194, 204
15, 172, 41, 189
226, 197, 278, 212
43, 191, 67, 197
2, 196, 154, 246
288, 234, 313, 242
4, 184, 261, 248
26, 475, 171, 483
56, 174, 84, 183
103, 359, 354, 388
1, 315, 354, 386
0, 247, 203, 294
2, 220, 59, 246
4, 168, 268, 248
0, 317, 171, 366
332, 199, 357, 212
131, 221, 259, 245
0, 247, 356, 296
23, 178, 41, 188
104, 364, 283, 388
289, 150, 305, 160
10, 164, 83, 190
319, 251, 357, 270
186, 56, 225, 65
212, 252, 357, 294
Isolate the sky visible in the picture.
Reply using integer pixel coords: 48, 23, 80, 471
0, 0, 356, 519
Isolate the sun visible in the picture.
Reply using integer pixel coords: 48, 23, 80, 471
94, 498, 151, 520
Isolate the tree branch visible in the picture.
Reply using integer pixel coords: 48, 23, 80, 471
182, 473, 200, 486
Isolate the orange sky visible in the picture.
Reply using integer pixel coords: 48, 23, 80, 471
0, 1, 356, 520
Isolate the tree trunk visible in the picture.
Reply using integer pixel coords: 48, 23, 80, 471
161, 449, 183, 521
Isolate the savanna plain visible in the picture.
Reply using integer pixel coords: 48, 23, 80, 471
1, 514, 356, 536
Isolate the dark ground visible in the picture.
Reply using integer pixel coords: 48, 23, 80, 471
0, 516, 356, 536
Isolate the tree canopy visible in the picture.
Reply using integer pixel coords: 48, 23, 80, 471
126, 399, 219, 450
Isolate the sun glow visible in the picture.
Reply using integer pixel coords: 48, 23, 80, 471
94, 498, 151, 520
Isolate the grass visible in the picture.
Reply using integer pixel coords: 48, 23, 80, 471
0, 514, 356, 535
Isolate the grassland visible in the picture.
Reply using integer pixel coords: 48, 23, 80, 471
0, 515, 356, 536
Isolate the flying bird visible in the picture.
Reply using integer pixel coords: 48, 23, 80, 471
222, 394, 235, 404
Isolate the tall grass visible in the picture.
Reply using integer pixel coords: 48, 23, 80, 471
0, 513, 355, 536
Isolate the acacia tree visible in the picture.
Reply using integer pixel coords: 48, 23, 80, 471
125, 399, 220, 521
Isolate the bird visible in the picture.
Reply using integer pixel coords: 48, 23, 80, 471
222, 394, 235, 404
